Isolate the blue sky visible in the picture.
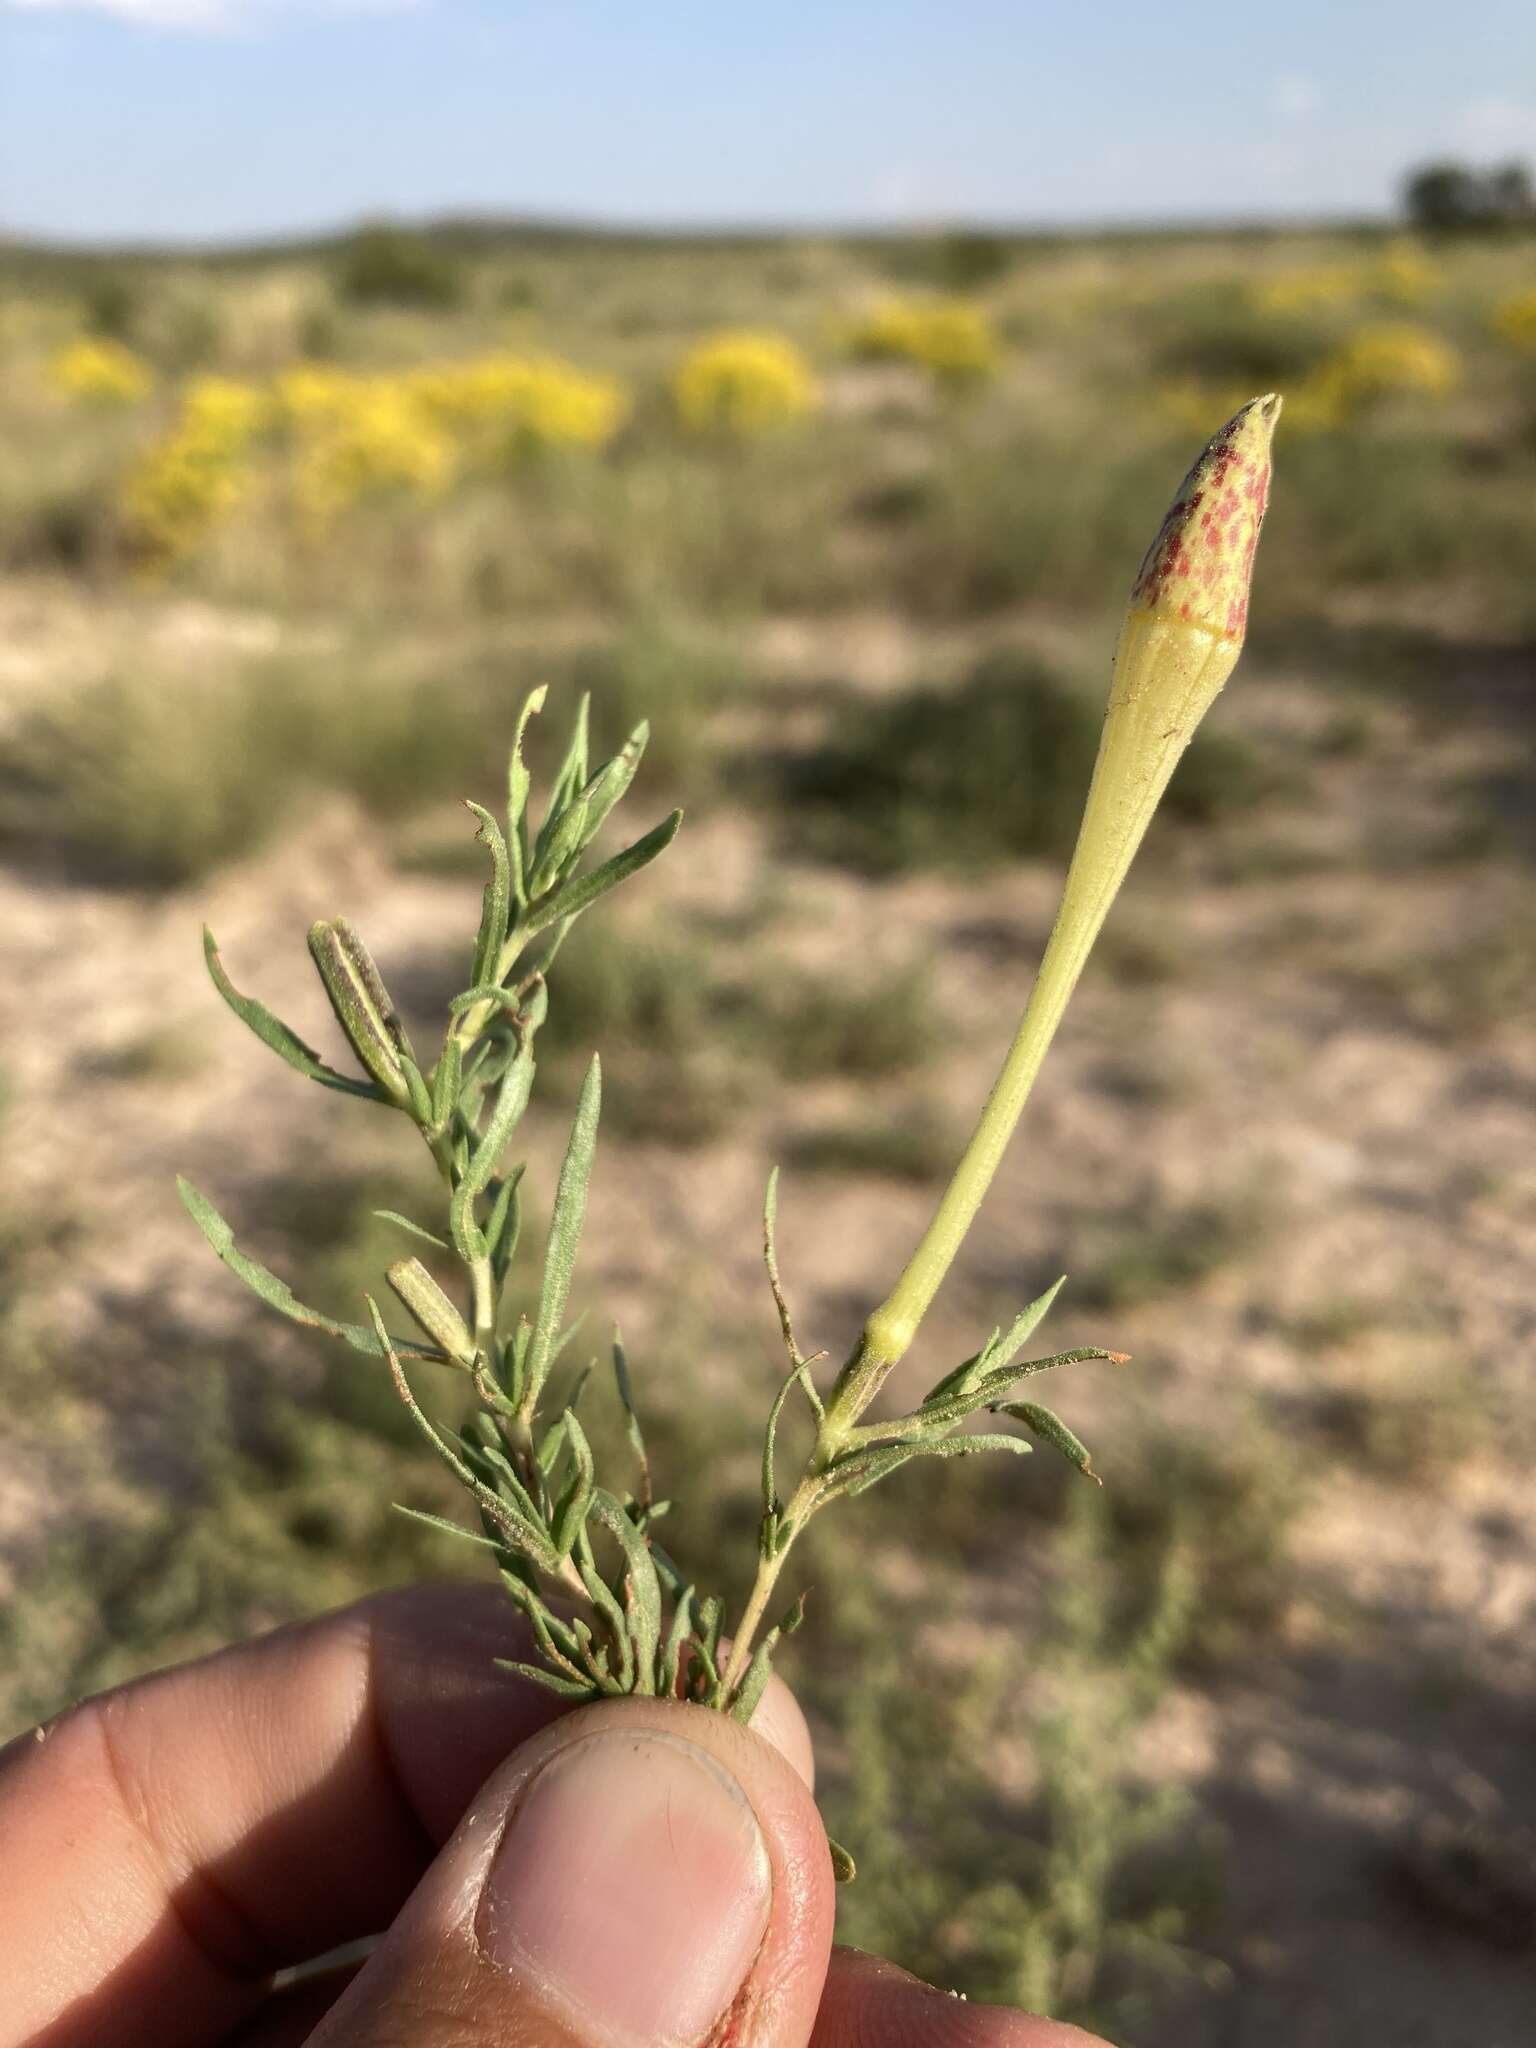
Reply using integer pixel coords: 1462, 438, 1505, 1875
3, 0, 1534, 244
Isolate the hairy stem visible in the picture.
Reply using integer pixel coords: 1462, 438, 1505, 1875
720, 1475, 821, 1697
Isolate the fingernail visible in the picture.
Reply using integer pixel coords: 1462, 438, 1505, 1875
478, 1728, 772, 2048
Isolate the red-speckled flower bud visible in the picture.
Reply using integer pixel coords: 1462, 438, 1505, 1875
1129, 393, 1278, 643
844, 396, 1281, 1389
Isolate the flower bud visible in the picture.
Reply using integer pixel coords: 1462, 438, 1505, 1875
845, 396, 1280, 1393
1057, 394, 1281, 995
387, 1257, 477, 1366
1128, 393, 1278, 643
307, 916, 412, 1103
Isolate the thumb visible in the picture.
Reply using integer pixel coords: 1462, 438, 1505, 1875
309, 1694, 835, 2048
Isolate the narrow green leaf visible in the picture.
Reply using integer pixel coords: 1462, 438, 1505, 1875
523, 1057, 601, 1408
589, 1489, 661, 1696
778, 1591, 808, 1636
828, 1839, 858, 1884
761, 1361, 802, 1533
178, 1178, 433, 1358
535, 1412, 569, 1475
659, 1583, 695, 1696
827, 1430, 1034, 1501
577, 722, 648, 847
611, 1332, 651, 1507
730, 1628, 783, 1724
522, 811, 683, 943
995, 1401, 1102, 1483
497, 1569, 587, 1666
447, 983, 525, 1019
526, 693, 592, 897
372, 1209, 449, 1252
498, 1572, 593, 1684
545, 692, 591, 823
429, 1039, 463, 1135
463, 1417, 544, 1526
494, 1660, 599, 1702
201, 927, 381, 1099
392, 1505, 501, 1549
925, 1277, 1068, 1408
504, 1317, 532, 1407
400, 1057, 433, 1125
487, 1167, 524, 1285
364, 1298, 559, 1570
505, 685, 547, 906
552, 1410, 596, 1558
697, 1593, 723, 1659
875, 1347, 1123, 1445
466, 801, 512, 990
762, 1167, 824, 1420
577, 1552, 635, 1691
688, 1596, 723, 1702
449, 1041, 536, 1264
993, 1276, 1069, 1365
528, 791, 593, 900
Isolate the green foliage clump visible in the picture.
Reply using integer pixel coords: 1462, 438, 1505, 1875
1093, 1426, 1301, 1668
335, 224, 464, 309
1072, 1197, 1267, 1313
1152, 285, 1340, 386
0, 629, 725, 889
780, 653, 1264, 876
783, 1105, 957, 1184
806, 1489, 1223, 2035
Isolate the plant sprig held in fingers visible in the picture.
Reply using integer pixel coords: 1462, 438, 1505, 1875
180, 396, 1280, 1786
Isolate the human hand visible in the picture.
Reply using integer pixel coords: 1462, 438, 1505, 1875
0, 1584, 1105, 2047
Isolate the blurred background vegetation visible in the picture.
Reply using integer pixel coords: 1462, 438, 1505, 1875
1, 165, 1534, 2045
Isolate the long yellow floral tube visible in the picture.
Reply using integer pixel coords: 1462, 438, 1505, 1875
826, 394, 1281, 1432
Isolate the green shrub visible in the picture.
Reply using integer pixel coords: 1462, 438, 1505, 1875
334, 225, 463, 309
539, 920, 938, 1142
779, 652, 1265, 875
783, 1105, 956, 1182
1073, 1197, 1266, 1312
1151, 284, 1338, 385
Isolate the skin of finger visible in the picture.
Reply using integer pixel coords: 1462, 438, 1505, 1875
222, 1968, 366, 2048
812, 1950, 1109, 2048
307, 1696, 835, 2048
0, 1582, 811, 2048
224, 1945, 1113, 2048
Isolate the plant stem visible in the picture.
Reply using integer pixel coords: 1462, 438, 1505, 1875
720, 1474, 821, 1696
822, 608, 1247, 1446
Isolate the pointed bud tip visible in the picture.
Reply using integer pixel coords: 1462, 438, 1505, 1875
1129, 392, 1281, 643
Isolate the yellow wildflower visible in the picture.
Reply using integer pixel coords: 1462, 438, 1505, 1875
290, 377, 454, 528
844, 295, 1001, 381
412, 353, 629, 455
1326, 323, 1462, 402
48, 337, 153, 406
672, 331, 819, 435
1375, 241, 1440, 303
1249, 265, 1361, 317
1492, 287, 1536, 352
121, 376, 267, 562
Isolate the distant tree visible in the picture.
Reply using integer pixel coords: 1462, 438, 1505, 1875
1403, 158, 1535, 233
926, 230, 1014, 291
334, 223, 463, 308
1488, 161, 1536, 220
83, 270, 139, 341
